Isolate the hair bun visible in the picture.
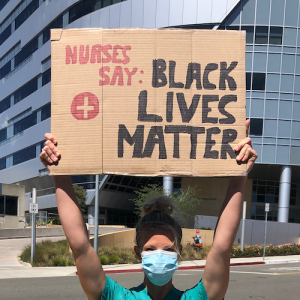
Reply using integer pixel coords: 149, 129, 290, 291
142, 196, 175, 216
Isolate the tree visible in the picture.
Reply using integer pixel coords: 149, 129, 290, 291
73, 184, 87, 214
131, 184, 201, 224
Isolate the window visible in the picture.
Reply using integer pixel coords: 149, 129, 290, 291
0, 157, 5, 170
0, 97, 10, 114
242, 26, 254, 44
13, 144, 36, 166
69, 0, 102, 24
43, 15, 63, 44
5, 196, 18, 215
14, 77, 38, 104
0, 24, 11, 45
0, 0, 10, 11
14, 37, 38, 67
252, 73, 265, 90
15, 0, 39, 30
250, 118, 263, 136
0, 60, 11, 79
269, 27, 283, 45
41, 103, 51, 121
42, 68, 51, 86
0, 196, 3, 214
13, 111, 37, 135
255, 26, 268, 44
0, 128, 7, 142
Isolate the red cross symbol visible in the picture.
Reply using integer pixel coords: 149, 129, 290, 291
71, 92, 99, 120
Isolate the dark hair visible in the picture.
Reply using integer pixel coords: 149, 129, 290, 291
135, 195, 182, 251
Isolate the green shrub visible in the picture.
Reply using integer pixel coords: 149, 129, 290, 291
109, 254, 121, 264
99, 255, 110, 265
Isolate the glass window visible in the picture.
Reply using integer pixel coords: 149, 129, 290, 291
250, 118, 263, 136
0, 195, 4, 214
278, 120, 291, 137
246, 72, 251, 90
14, 37, 38, 67
265, 99, 278, 118
262, 145, 276, 163
0, 0, 10, 11
253, 53, 267, 72
5, 196, 18, 216
279, 100, 292, 119
13, 144, 36, 166
255, 27, 268, 44
42, 68, 51, 86
43, 16, 63, 44
264, 119, 277, 136
280, 75, 294, 93
290, 146, 300, 164
270, 0, 285, 25
0, 60, 11, 79
15, 0, 39, 30
241, 0, 255, 24
295, 76, 300, 93
252, 73, 265, 90
269, 27, 283, 45
241, 26, 254, 44
256, 0, 270, 25
0, 128, 7, 142
283, 28, 297, 46
0, 96, 10, 114
267, 53, 281, 73
296, 56, 300, 75
0, 24, 11, 45
284, 0, 299, 27
14, 77, 38, 105
266, 73, 280, 91
251, 99, 264, 118
69, 0, 103, 24
293, 102, 300, 120
13, 111, 37, 135
292, 121, 300, 138
41, 103, 51, 121
281, 54, 295, 74
246, 52, 253, 71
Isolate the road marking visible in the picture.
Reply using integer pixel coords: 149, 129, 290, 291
277, 272, 300, 275
230, 271, 279, 276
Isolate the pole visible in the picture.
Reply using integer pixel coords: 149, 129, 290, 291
163, 176, 173, 196
263, 210, 268, 261
94, 175, 100, 254
31, 188, 37, 263
240, 201, 247, 251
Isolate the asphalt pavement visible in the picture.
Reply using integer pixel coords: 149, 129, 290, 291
0, 263, 300, 299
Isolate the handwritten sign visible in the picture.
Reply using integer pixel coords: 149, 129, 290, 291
50, 28, 246, 177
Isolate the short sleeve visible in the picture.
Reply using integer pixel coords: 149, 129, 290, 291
101, 275, 134, 300
181, 280, 209, 300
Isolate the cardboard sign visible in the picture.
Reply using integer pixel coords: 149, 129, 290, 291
50, 28, 246, 177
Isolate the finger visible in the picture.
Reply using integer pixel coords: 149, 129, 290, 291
246, 119, 250, 137
236, 144, 251, 161
44, 140, 60, 157
43, 146, 57, 163
242, 147, 251, 161
44, 133, 57, 145
39, 150, 53, 165
234, 137, 252, 152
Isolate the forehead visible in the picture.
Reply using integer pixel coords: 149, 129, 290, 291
140, 227, 176, 248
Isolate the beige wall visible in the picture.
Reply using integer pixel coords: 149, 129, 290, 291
181, 177, 252, 219
93, 228, 214, 249
0, 184, 26, 229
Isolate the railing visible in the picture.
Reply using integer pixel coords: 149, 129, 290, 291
0, 131, 23, 147
2, 54, 33, 82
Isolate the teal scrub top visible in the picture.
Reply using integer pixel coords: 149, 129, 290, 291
101, 275, 209, 300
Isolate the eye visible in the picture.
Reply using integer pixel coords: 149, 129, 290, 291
145, 247, 155, 251
165, 248, 176, 252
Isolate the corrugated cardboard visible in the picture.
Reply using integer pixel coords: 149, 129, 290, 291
50, 28, 246, 177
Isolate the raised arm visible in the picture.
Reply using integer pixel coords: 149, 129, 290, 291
203, 120, 257, 300
40, 134, 106, 300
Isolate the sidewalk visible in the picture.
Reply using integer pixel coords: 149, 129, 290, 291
1, 255, 300, 280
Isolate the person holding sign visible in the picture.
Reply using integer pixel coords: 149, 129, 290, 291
40, 120, 257, 300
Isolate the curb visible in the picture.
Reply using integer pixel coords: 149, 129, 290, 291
76, 261, 268, 275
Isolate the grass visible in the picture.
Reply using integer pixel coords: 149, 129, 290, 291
20, 240, 212, 267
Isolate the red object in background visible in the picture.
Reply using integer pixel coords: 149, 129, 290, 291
196, 230, 200, 234
71, 92, 99, 120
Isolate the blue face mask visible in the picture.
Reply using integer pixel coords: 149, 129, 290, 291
141, 250, 178, 286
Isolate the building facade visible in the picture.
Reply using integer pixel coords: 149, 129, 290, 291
0, 0, 299, 226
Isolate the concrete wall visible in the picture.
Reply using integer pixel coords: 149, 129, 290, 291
195, 215, 300, 246
0, 183, 26, 229
182, 177, 253, 218
94, 228, 214, 249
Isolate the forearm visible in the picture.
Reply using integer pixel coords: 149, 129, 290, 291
54, 175, 89, 253
213, 176, 247, 254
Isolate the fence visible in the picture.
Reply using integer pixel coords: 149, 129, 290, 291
195, 215, 300, 246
